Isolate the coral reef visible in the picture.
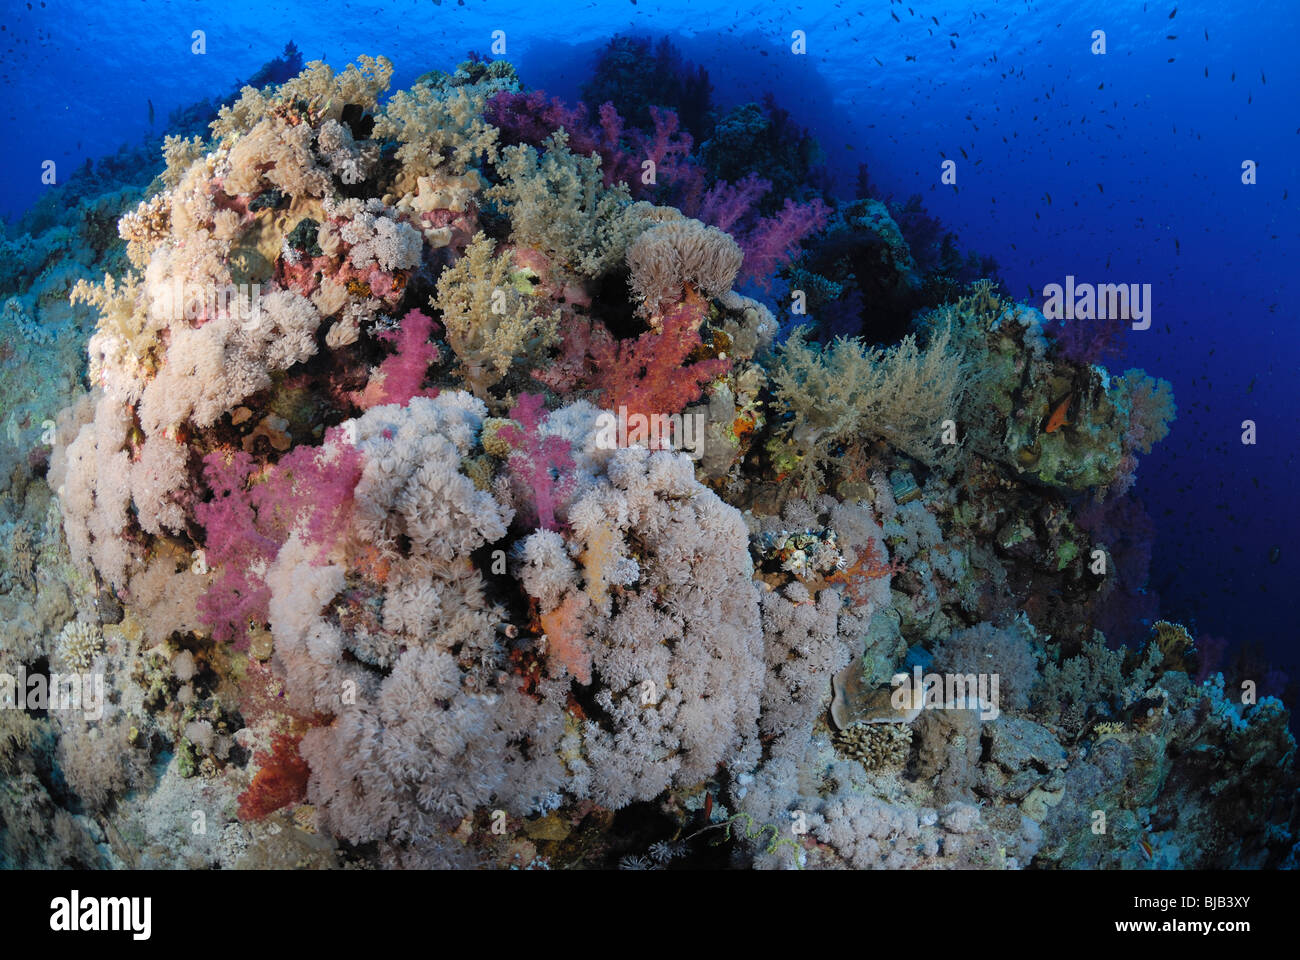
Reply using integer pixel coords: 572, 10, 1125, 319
0, 47, 1292, 874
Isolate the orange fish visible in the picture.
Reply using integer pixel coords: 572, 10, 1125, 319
1045, 395, 1071, 433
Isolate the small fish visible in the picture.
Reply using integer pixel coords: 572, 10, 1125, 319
1269, 545, 1281, 564
1045, 395, 1071, 433
147, 98, 154, 125
1138, 837, 1154, 861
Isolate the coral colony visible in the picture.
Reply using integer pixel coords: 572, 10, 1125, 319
0, 44, 1293, 872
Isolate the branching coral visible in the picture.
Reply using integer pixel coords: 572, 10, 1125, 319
210, 56, 395, 144
487, 131, 650, 277
377, 71, 509, 194
495, 393, 578, 531
54, 618, 104, 671
433, 232, 560, 399
486, 91, 701, 205
71, 272, 160, 402
767, 323, 968, 494
349, 308, 441, 410
585, 292, 731, 420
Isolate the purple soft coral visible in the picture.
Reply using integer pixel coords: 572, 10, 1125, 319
732, 196, 831, 289
691, 174, 829, 288
487, 91, 702, 204
1048, 314, 1127, 366
487, 90, 638, 190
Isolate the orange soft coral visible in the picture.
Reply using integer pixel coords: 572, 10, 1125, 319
827, 540, 902, 608
540, 591, 592, 685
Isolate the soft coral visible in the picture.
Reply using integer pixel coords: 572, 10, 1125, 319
349, 308, 441, 410
237, 733, 311, 821
585, 291, 730, 420
496, 393, 577, 532
195, 428, 362, 645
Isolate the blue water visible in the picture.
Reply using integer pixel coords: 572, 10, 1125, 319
2, 0, 1296, 683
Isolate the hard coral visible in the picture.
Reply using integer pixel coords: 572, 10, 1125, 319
33, 48, 1261, 873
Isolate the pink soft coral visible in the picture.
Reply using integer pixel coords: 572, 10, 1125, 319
588, 292, 730, 419
350, 309, 441, 410
627, 105, 704, 206
496, 393, 577, 532
738, 197, 831, 287
689, 175, 829, 288
533, 292, 730, 427
695, 172, 772, 234
196, 428, 362, 645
